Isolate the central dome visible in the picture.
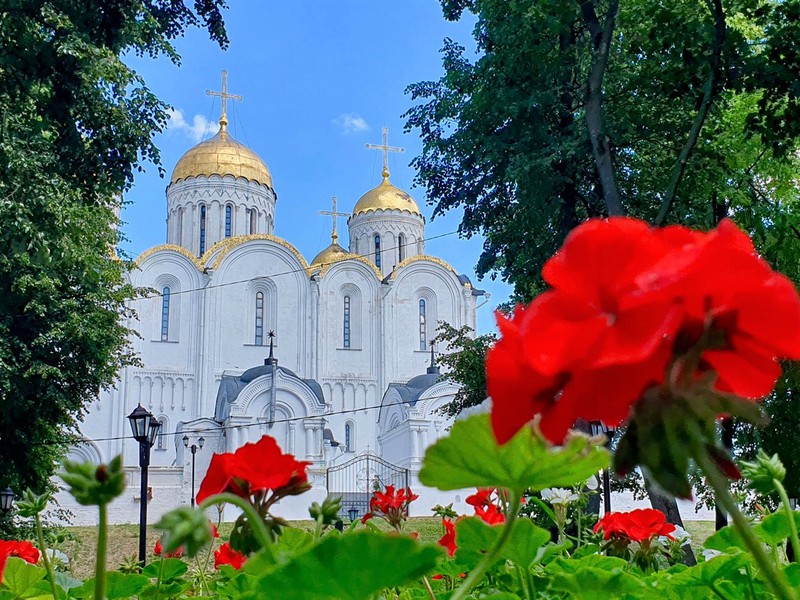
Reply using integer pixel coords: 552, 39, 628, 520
170, 121, 272, 188
351, 167, 421, 217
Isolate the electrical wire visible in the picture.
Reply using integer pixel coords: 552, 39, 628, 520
136, 228, 465, 300
37, 392, 468, 447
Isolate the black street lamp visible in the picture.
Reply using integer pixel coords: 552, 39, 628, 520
0, 488, 14, 515
182, 435, 205, 508
128, 405, 161, 565
589, 421, 615, 515
347, 506, 359, 522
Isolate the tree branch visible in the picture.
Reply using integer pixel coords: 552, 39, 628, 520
580, 0, 622, 216
655, 0, 726, 226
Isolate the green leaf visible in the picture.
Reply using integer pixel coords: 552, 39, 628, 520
453, 517, 551, 570
254, 531, 440, 599
667, 552, 750, 589
141, 558, 188, 581
547, 556, 646, 599
71, 573, 148, 600
1, 558, 46, 598
705, 511, 800, 551
419, 414, 609, 492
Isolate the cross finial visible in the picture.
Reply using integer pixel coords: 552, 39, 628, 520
265, 330, 277, 366
427, 340, 440, 375
318, 195, 351, 244
206, 70, 243, 130
365, 127, 405, 179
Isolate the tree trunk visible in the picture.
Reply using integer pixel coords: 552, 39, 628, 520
645, 478, 697, 565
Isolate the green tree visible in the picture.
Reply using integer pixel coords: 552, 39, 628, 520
433, 323, 496, 417
405, 0, 800, 299
0, 1, 228, 500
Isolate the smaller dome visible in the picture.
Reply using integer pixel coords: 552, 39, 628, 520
170, 119, 272, 187
351, 167, 422, 217
310, 238, 353, 268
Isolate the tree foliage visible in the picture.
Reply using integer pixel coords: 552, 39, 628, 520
405, 0, 800, 299
434, 323, 495, 417
0, 1, 227, 497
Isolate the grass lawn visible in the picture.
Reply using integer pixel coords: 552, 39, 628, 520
60, 518, 717, 579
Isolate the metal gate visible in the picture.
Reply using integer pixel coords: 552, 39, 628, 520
326, 452, 409, 521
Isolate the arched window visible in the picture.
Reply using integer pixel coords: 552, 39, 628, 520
176, 207, 183, 246
249, 209, 257, 234
419, 298, 427, 351
160, 287, 170, 341
255, 291, 265, 345
225, 205, 232, 238
199, 204, 207, 255
156, 417, 168, 450
374, 234, 381, 269
398, 233, 405, 262
344, 423, 352, 452
343, 295, 351, 348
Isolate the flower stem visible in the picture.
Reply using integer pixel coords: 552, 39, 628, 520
34, 513, 59, 600
95, 503, 108, 600
154, 555, 165, 600
696, 448, 796, 600
451, 491, 522, 600
199, 493, 272, 550
774, 478, 800, 563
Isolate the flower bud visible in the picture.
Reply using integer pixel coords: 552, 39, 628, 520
16, 489, 50, 518
155, 507, 214, 557
309, 495, 342, 525
60, 455, 125, 506
740, 450, 786, 495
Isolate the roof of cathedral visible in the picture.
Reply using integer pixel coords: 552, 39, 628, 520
170, 119, 273, 188
351, 167, 422, 218
310, 236, 354, 268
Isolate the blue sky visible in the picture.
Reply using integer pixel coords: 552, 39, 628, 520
123, 1, 513, 334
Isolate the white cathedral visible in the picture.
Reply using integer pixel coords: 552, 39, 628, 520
61, 78, 487, 524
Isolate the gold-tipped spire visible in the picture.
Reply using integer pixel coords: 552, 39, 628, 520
205, 69, 243, 130
366, 127, 405, 176
318, 195, 350, 244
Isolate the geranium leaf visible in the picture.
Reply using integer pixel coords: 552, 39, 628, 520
142, 558, 188, 581
1, 558, 46, 598
706, 511, 800, 551
667, 552, 750, 589
419, 414, 609, 492
454, 517, 552, 570
254, 531, 440, 599
73, 573, 149, 600
547, 557, 645, 598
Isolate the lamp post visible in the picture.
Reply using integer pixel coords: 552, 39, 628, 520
128, 405, 161, 565
182, 435, 205, 507
0, 487, 14, 515
348, 506, 359, 522
589, 421, 615, 514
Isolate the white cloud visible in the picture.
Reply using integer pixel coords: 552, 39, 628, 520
332, 113, 370, 135
166, 108, 214, 143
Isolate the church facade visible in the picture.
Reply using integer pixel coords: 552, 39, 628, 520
61, 90, 486, 524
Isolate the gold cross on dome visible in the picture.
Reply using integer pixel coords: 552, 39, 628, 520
318, 196, 351, 243
365, 127, 405, 176
205, 70, 243, 125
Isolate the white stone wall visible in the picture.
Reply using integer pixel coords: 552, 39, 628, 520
166, 176, 276, 256
347, 211, 425, 278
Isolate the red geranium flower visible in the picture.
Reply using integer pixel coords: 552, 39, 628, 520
196, 435, 311, 504
214, 542, 247, 570
593, 508, 675, 543
210, 522, 219, 538
487, 217, 800, 446
361, 485, 418, 531
474, 504, 506, 526
154, 539, 183, 558
438, 519, 457, 557
0, 541, 39, 581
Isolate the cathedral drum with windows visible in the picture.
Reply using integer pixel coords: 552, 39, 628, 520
63, 80, 487, 524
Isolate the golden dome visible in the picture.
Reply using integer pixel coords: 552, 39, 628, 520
351, 167, 422, 217
310, 235, 353, 268
170, 120, 273, 187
